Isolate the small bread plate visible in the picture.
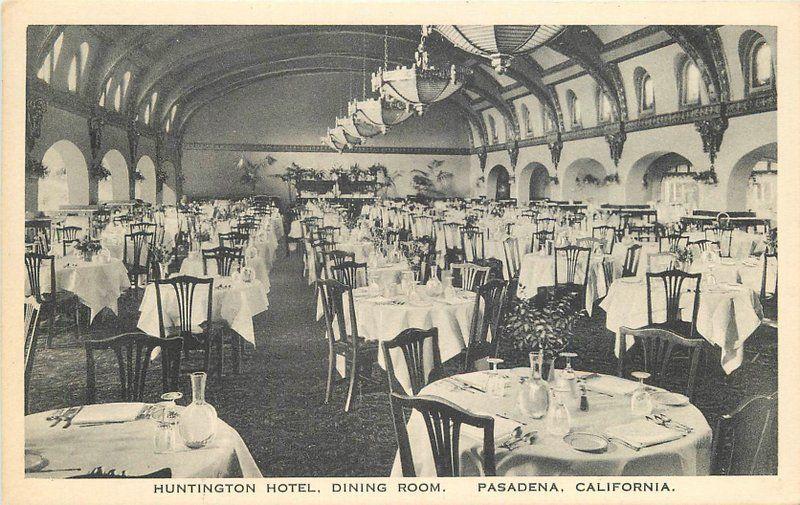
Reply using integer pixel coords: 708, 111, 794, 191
25, 449, 48, 473
564, 432, 609, 453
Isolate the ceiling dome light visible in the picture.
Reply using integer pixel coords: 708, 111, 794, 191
432, 25, 565, 73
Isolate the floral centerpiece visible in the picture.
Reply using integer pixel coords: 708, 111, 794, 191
74, 236, 102, 261
150, 244, 174, 278
673, 246, 694, 268
399, 237, 433, 274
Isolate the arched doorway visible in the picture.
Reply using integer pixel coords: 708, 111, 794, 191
162, 161, 177, 205
39, 140, 89, 212
563, 158, 607, 203
626, 152, 694, 204
517, 162, 552, 204
486, 164, 510, 200
135, 156, 157, 203
727, 143, 777, 215
98, 149, 129, 202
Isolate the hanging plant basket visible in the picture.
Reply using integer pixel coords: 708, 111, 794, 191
133, 170, 146, 182
604, 173, 620, 185
692, 170, 718, 185
296, 179, 336, 193
26, 158, 49, 179
89, 161, 111, 181
548, 176, 559, 186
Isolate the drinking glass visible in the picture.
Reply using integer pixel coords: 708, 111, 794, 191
517, 352, 550, 419
630, 371, 653, 416
485, 358, 507, 398
153, 391, 183, 453
546, 387, 572, 437
559, 352, 580, 399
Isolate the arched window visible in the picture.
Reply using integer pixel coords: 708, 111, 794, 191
99, 77, 112, 107
113, 83, 122, 111
145, 92, 158, 125
566, 90, 581, 129
634, 67, 655, 115
596, 88, 613, 123
542, 108, 554, 133
520, 104, 532, 137
679, 58, 702, 107
487, 114, 497, 144
36, 32, 64, 84
121, 71, 131, 101
165, 104, 178, 133
79, 42, 90, 75
143, 103, 151, 125
67, 55, 78, 92
739, 31, 774, 96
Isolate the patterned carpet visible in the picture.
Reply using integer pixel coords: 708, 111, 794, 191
27, 243, 777, 476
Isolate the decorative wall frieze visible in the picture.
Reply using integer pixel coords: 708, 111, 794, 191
182, 142, 472, 156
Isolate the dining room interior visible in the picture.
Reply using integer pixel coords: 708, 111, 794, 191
22, 23, 778, 478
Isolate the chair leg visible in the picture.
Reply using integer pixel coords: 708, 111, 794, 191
324, 349, 335, 404
344, 358, 359, 413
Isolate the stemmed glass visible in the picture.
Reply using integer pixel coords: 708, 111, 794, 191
559, 352, 579, 398
485, 358, 506, 398
546, 386, 572, 437
153, 392, 183, 453
630, 371, 653, 416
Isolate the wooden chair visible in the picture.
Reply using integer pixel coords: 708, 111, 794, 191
451, 262, 490, 292
463, 279, 508, 371
201, 246, 244, 276
85, 332, 183, 404
154, 276, 222, 380
617, 327, 704, 401
621, 244, 642, 277
460, 226, 485, 262
576, 236, 606, 254
24, 297, 41, 414
234, 222, 258, 238
218, 231, 249, 249
592, 225, 616, 254
129, 222, 156, 235
25, 252, 79, 348
323, 250, 355, 278
55, 226, 82, 243
704, 226, 733, 257
689, 239, 719, 253
553, 245, 591, 301
710, 392, 777, 475
535, 217, 556, 233
390, 393, 496, 477
330, 260, 368, 289
381, 328, 441, 395
123, 231, 154, 287
659, 233, 689, 253
317, 225, 340, 243
26, 220, 51, 253
629, 224, 658, 242
502, 236, 521, 280
317, 279, 379, 412
530, 230, 554, 253
760, 251, 778, 305
645, 269, 702, 340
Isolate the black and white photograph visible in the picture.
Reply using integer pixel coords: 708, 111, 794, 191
6, 3, 795, 499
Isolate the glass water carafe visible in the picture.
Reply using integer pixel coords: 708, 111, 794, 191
179, 372, 218, 449
517, 352, 550, 419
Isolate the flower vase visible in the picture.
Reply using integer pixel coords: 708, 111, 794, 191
179, 372, 218, 449
82, 250, 94, 262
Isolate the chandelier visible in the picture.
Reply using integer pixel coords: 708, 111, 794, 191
432, 25, 565, 73
348, 97, 413, 134
336, 114, 380, 141
371, 26, 469, 115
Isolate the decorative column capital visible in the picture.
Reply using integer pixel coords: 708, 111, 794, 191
507, 140, 519, 169
604, 123, 627, 167
547, 132, 563, 168
477, 145, 488, 172
26, 97, 47, 154
694, 114, 728, 166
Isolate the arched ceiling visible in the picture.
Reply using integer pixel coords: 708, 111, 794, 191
28, 24, 725, 143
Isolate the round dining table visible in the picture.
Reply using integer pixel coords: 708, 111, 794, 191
390, 369, 712, 476
25, 402, 262, 478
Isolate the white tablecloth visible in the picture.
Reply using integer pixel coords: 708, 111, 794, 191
390, 369, 711, 476
180, 240, 273, 293
516, 252, 606, 313
600, 277, 763, 374
25, 257, 131, 322
25, 402, 262, 478
137, 277, 269, 347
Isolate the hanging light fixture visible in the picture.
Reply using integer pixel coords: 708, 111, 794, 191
347, 96, 413, 135
431, 25, 566, 74
371, 25, 469, 115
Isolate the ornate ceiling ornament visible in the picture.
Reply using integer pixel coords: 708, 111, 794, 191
547, 133, 563, 168
371, 26, 469, 115
432, 25, 565, 74
88, 111, 104, 162
508, 140, 519, 168
695, 115, 728, 165
26, 97, 47, 154
336, 114, 378, 142
604, 124, 627, 167
477, 145, 488, 172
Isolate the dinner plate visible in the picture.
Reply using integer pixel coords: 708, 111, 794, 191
564, 432, 608, 453
652, 391, 690, 407
25, 449, 48, 473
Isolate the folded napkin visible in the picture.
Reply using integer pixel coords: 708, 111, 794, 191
583, 375, 640, 396
605, 419, 684, 449
72, 403, 145, 425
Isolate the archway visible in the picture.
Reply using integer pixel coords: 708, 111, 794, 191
563, 158, 607, 203
517, 161, 552, 204
98, 149, 129, 202
134, 156, 157, 203
626, 152, 694, 204
162, 161, 177, 205
727, 143, 777, 215
38, 140, 88, 212
486, 164, 510, 200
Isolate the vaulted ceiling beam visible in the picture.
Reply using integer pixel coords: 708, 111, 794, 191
662, 25, 730, 103
505, 55, 564, 132
450, 93, 489, 148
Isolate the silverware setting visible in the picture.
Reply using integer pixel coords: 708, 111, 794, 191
647, 413, 693, 433
495, 412, 528, 425
606, 436, 641, 451
446, 378, 486, 394
499, 426, 537, 451
61, 405, 84, 428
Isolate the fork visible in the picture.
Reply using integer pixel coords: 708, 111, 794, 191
59, 406, 83, 429
654, 413, 693, 433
